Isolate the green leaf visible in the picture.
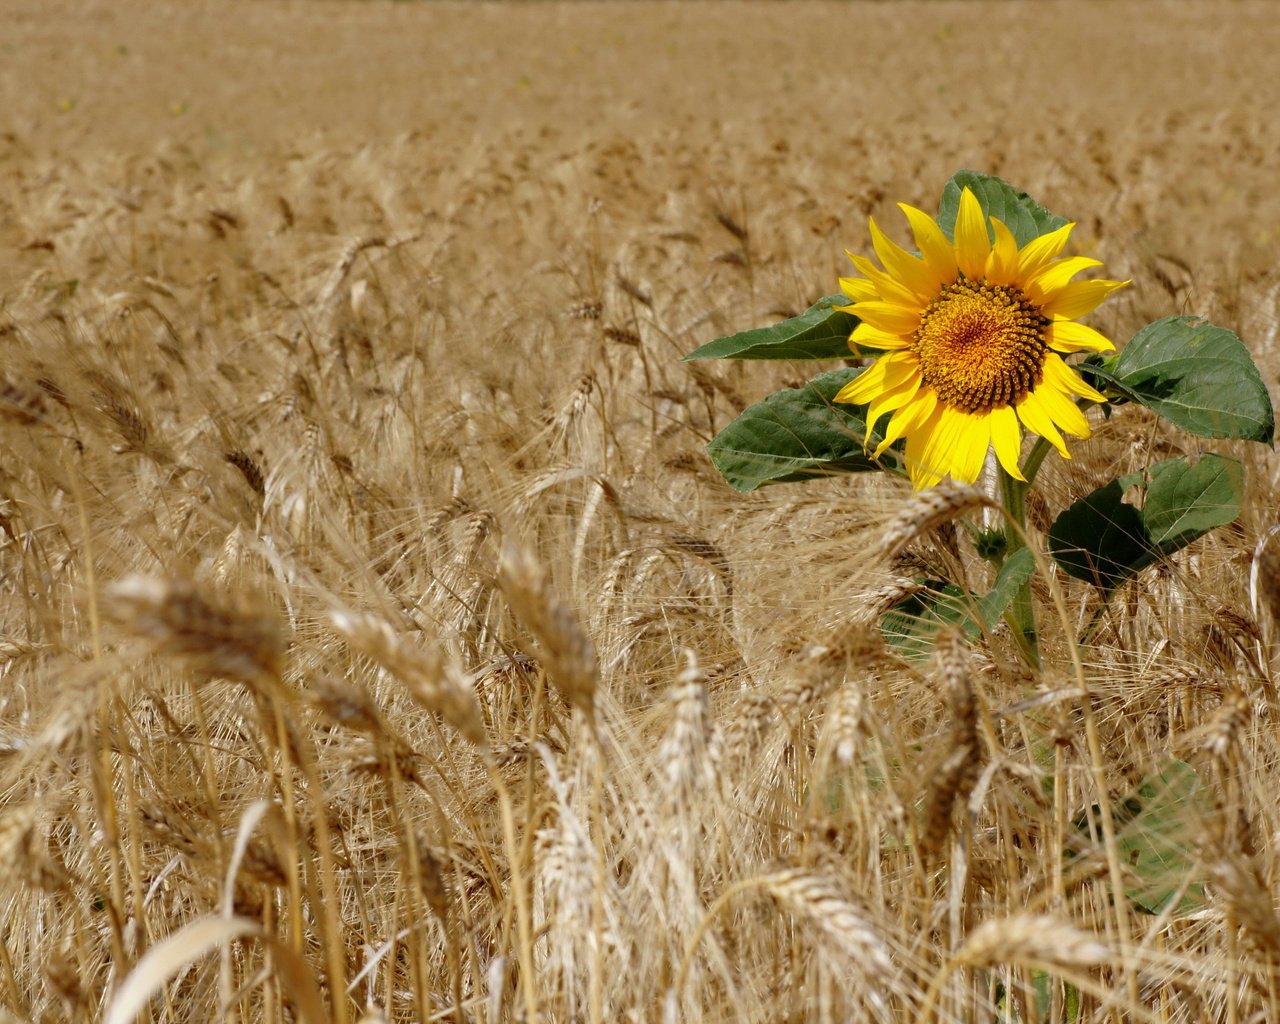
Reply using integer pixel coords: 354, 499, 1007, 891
1046, 479, 1153, 592
880, 548, 1037, 662
1105, 316, 1275, 443
1070, 759, 1206, 915
1047, 454, 1242, 593
937, 171, 1069, 248
976, 547, 1037, 628
1142, 455, 1243, 549
880, 581, 972, 662
1033, 973, 1082, 1024
684, 294, 857, 361
705, 368, 887, 492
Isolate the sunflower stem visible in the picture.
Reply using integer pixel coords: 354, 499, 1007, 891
998, 464, 1041, 670
1020, 436, 1054, 487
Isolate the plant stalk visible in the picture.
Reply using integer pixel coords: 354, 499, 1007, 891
998, 459, 1041, 669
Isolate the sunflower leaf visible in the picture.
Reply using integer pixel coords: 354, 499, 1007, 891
937, 171, 1069, 248
1047, 454, 1242, 593
1105, 316, 1275, 443
1142, 454, 1243, 550
684, 294, 858, 361
880, 549, 1036, 662
977, 547, 1038, 627
879, 581, 974, 662
705, 368, 889, 491
1069, 759, 1206, 915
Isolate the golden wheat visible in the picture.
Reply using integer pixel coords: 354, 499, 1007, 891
1, 4, 1279, 1021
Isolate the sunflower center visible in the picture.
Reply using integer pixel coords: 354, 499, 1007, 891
913, 279, 1050, 414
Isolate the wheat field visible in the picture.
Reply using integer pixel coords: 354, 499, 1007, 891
3, 1, 1280, 1021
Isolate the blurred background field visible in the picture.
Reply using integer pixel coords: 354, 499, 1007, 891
2, 1, 1280, 1021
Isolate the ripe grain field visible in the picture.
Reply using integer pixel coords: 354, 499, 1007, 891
2, 1, 1280, 1021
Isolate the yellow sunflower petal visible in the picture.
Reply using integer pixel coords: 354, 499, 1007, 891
873, 388, 938, 458
898, 203, 958, 284
1033, 380, 1092, 437
869, 217, 939, 300
1043, 352, 1107, 404
903, 404, 948, 489
985, 217, 1021, 286
865, 368, 923, 436
848, 253, 923, 310
851, 300, 922, 335
834, 352, 916, 405
1016, 222, 1075, 279
1015, 390, 1069, 458
1040, 278, 1130, 319
1026, 256, 1104, 304
954, 188, 992, 280
850, 322, 913, 351
915, 405, 974, 487
951, 412, 992, 484
838, 276, 879, 303
988, 405, 1026, 481
1046, 318, 1116, 354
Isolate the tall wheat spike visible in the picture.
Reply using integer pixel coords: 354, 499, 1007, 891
108, 575, 283, 684
920, 626, 981, 862
327, 606, 487, 746
497, 537, 600, 714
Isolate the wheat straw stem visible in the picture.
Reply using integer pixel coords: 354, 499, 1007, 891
484, 755, 540, 1024
71, 473, 132, 992
1251, 526, 1280, 697
383, 721, 483, 1020
589, 726, 606, 1024
997, 489, 1140, 1015
1053, 739, 1067, 916
236, 683, 345, 1022
1226, 901, 1240, 1024
221, 800, 276, 1009
118, 743, 148, 975
671, 876, 774, 1003
378, 753, 463, 1020
276, 697, 350, 1024
263, 701, 315, 969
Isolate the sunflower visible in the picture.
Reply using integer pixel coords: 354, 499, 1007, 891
834, 188, 1128, 489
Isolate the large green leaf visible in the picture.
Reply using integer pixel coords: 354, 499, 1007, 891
1070, 759, 1206, 915
705, 368, 888, 491
684, 294, 857, 361
1046, 479, 1152, 592
937, 171, 1069, 248
881, 549, 1036, 662
1047, 454, 1242, 593
1103, 316, 1275, 443
1143, 455, 1243, 548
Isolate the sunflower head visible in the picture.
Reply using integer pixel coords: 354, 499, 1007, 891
834, 188, 1128, 489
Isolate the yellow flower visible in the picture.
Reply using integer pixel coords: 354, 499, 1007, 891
834, 188, 1127, 489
